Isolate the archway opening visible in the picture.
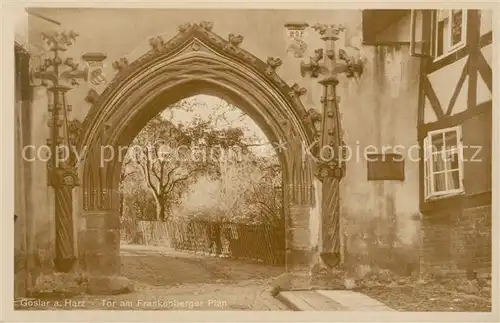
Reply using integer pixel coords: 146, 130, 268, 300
117, 94, 287, 287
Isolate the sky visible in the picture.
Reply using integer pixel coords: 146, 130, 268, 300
160, 94, 276, 156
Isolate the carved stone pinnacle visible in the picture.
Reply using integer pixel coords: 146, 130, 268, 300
291, 83, 307, 97
199, 21, 214, 31
311, 23, 345, 37
267, 57, 283, 70
228, 34, 244, 47
149, 36, 165, 52
178, 23, 192, 33
112, 57, 129, 72
85, 89, 99, 104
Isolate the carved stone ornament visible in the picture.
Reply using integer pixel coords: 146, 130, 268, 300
67, 119, 82, 147
178, 23, 192, 33
289, 83, 307, 99
112, 57, 129, 72
228, 33, 244, 47
304, 107, 322, 123
191, 41, 201, 51
287, 38, 307, 58
302, 108, 322, 140
149, 36, 165, 52
82, 52, 108, 86
292, 83, 307, 95
311, 23, 345, 38
199, 21, 214, 31
315, 162, 345, 181
338, 49, 364, 78
80, 21, 318, 150
300, 48, 325, 78
31, 31, 89, 88
267, 57, 283, 71
85, 89, 99, 104
49, 168, 79, 188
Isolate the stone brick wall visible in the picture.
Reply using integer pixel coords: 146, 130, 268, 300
420, 204, 492, 276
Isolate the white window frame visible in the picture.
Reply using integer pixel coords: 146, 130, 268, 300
409, 9, 425, 57
423, 126, 465, 200
432, 9, 468, 62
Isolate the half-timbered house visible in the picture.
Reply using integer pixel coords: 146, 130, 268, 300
363, 9, 493, 277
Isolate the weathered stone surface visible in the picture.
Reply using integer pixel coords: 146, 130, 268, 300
85, 251, 120, 276
84, 211, 121, 230
83, 229, 120, 252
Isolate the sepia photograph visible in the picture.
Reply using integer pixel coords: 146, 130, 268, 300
3, 2, 497, 321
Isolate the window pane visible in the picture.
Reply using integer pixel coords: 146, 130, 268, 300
433, 173, 447, 192
432, 152, 446, 172
431, 133, 444, 151
451, 10, 463, 46
444, 131, 458, 149
449, 170, 461, 190
445, 150, 460, 170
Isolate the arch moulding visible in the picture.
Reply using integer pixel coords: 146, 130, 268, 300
76, 21, 321, 290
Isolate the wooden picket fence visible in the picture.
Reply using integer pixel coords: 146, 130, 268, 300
122, 219, 285, 265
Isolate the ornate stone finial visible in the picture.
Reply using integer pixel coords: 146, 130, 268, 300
178, 23, 192, 33
338, 49, 363, 78
85, 89, 99, 104
312, 48, 324, 63
228, 34, 244, 47
291, 83, 307, 97
60, 57, 88, 85
112, 57, 129, 72
311, 23, 345, 38
300, 48, 325, 78
149, 36, 165, 52
267, 57, 283, 71
41, 30, 79, 51
199, 21, 214, 31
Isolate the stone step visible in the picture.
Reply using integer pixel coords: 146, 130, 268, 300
277, 290, 346, 311
317, 290, 395, 311
277, 290, 395, 311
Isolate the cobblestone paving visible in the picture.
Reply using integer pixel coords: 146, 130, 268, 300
16, 244, 289, 311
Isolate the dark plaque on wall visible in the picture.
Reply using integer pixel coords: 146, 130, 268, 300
367, 153, 405, 181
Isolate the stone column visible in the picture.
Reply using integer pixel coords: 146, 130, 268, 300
296, 23, 364, 288
80, 151, 133, 295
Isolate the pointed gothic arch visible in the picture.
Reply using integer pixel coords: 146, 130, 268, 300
77, 22, 319, 282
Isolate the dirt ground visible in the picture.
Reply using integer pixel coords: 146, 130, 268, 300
358, 282, 492, 312
15, 244, 289, 311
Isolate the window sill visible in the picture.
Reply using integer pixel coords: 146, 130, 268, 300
424, 189, 465, 202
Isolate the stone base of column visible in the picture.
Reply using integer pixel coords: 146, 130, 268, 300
80, 210, 134, 295
86, 275, 134, 295
54, 257, 77, 273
